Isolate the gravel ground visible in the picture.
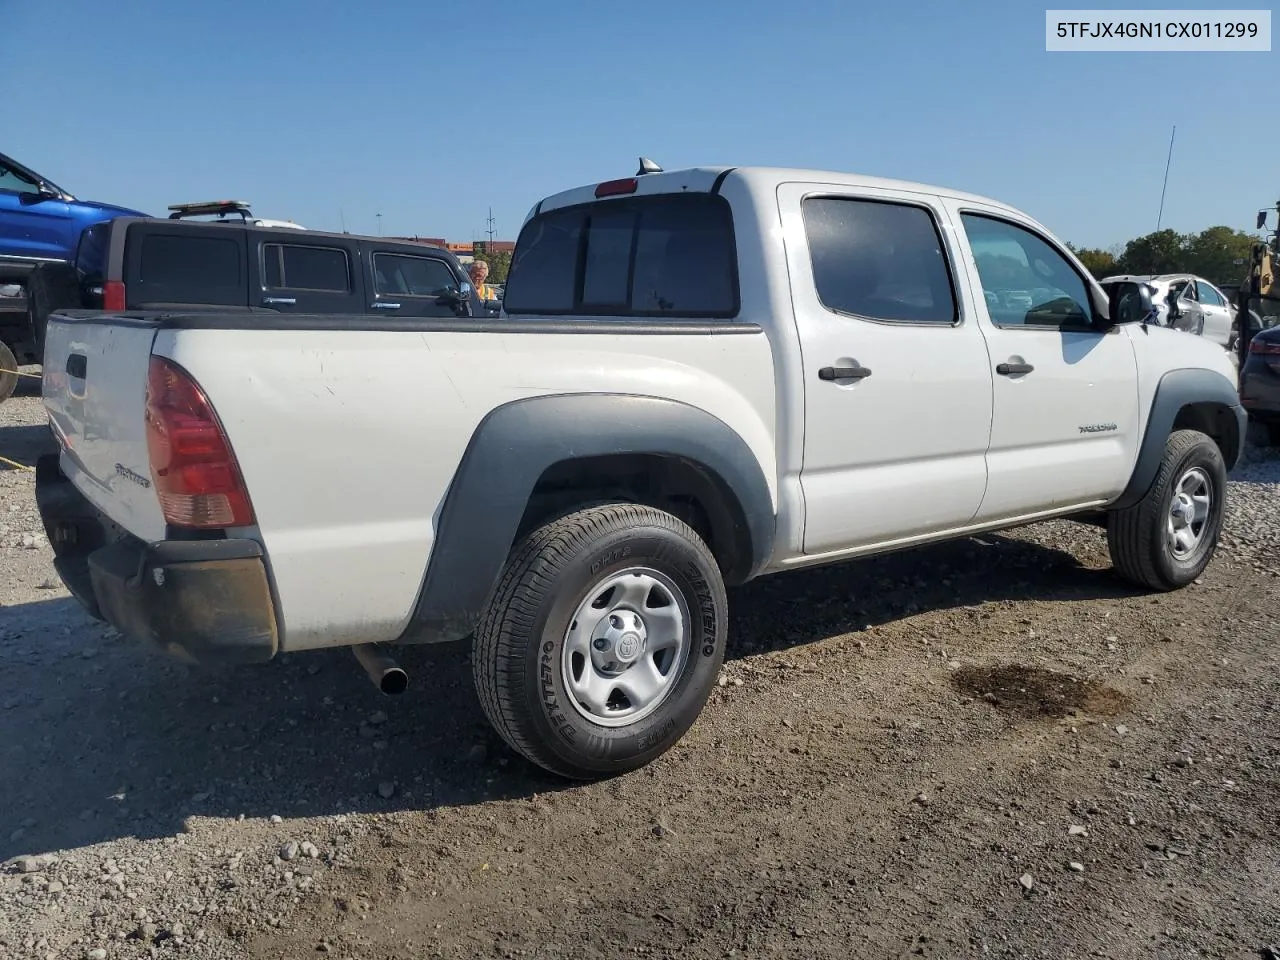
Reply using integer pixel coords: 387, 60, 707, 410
2, 375, 1279, 960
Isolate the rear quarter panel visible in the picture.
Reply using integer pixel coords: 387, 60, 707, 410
154, 326, 777, 652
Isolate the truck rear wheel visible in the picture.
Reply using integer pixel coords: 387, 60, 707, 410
1106, 429, 1227, 591
473, 502, 728, 780
0, 340, 18, 405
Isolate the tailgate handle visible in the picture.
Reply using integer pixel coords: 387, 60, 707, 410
66, 353, 87, 379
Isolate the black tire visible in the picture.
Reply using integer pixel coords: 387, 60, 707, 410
0, 339, 18, 406
473, 502, 728, 780
1106, 429, 1227, 591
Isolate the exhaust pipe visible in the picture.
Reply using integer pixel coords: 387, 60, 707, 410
353, 643, 408, 695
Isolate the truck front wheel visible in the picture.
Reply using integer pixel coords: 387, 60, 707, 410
1107, 429, 1227, 591
473, 502, 728, 780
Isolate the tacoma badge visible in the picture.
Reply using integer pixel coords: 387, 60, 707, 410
115, 463, 151, 488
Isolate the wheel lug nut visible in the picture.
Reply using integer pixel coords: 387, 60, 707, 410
593, 638, 609, 651
609, 615, 622, 628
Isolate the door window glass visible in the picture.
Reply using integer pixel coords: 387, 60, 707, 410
960, 214, 1093, 328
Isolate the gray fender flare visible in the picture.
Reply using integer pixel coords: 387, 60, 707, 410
400, 393, 776, 644
1110, 368, 1246, 511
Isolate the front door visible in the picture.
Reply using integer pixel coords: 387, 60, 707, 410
366, 248, 471, 319
1197, 279, 1234, 347
778, 183, 995, 555
945, 203, 1140, 520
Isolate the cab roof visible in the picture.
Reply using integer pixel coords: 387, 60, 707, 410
527, 164, 1025, 222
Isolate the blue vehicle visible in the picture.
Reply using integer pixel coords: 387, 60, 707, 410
0, 150, 148, 401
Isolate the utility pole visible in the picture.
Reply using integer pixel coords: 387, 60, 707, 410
376, 213, 382, 236
1155, 125, 1176, 232
486, 207, 496, 244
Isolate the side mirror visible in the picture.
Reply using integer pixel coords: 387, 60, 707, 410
36, 181, 60, 199
1107, 281, 1154, 326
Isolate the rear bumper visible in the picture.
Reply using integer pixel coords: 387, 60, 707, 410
35, 454, 279, 666
1240, 358, 1280, 419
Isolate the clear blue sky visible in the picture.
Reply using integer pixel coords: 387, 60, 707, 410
4, 0, 1274, 248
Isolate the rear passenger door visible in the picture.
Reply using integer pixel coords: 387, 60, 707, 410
779, 183, 995, 554
251, 234, 363, 313
364, 246, 471, 318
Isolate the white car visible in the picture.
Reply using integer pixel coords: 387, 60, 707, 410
1101, 273, 1235, 348
37, 162, 1246, 780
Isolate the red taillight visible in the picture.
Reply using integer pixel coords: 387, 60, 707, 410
1248, 338, 1280, 355
103, 280, 126, 311
145, 356, 254, 529
595, 178, 638, 198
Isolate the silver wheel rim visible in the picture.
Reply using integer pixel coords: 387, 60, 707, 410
561, 566, 691, 728
1167, 466, 1212, 559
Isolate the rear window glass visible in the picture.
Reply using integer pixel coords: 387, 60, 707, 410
503, 194, 738, 317
136, 233, 243, 305
263, 243, 351, 292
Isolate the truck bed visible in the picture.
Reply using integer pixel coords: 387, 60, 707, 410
41, 309, 778, 653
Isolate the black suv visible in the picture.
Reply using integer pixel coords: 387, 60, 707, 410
4, 215, 486, 401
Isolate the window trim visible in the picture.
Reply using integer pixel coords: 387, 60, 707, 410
957, 209, 1102, 333
504, 193, 742, 320
260, 241, 353, 294
799, 193, 964, 329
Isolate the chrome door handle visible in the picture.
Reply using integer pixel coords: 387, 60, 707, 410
371, 302, 401, 310
262, 297, 296, 306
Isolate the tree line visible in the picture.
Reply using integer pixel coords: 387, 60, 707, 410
1068, 226, 1257, 286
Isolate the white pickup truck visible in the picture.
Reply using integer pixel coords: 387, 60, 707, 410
37, 161, 1246, 780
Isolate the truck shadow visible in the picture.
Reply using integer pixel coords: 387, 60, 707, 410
0, 532, 1136, 862
14, 370, 43, 397
725, 529, 1138, 658
0, 423, 54, 469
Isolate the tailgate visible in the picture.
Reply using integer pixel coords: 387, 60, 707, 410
42, 313, 167, 541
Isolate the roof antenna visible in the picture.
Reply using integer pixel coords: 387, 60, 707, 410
636, 157, 663, 176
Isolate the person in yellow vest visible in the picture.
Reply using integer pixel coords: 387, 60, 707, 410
469, 259, 497, 302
